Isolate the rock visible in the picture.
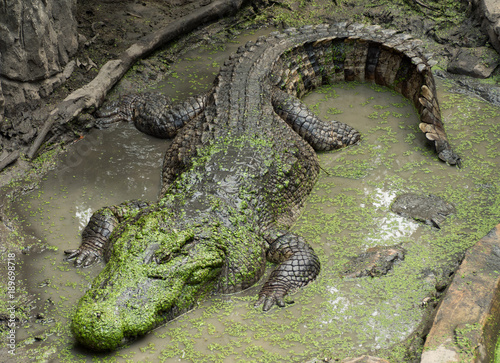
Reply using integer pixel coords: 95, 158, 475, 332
0, 68, 4, 122
447, 46, 500, 78
421, 223, 500, 362
342, 356, 390, 363
0, 0, 78, 108
0, 0, 78, 82
0, 60, 76, 109
447, 75, 500, 107
391, 193, 455, 228
420, 343, 460, 363
341, 246, 405, 278
473, 0, 500, 54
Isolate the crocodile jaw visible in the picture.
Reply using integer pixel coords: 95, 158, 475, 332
71, 230, 225, 350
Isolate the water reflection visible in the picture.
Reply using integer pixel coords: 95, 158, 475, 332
363, 187, 419, 246
74, 205, 93, 230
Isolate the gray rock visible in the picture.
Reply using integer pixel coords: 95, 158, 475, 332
0, 0, 78, 108
454, 77, 500, 106
0, 61, 4, 122
342, 246, 405, 278
447, 46, 500, 78
391, 193, 455, 228
473, 0, 500, 54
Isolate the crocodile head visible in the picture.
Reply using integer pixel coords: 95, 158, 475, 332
71, 225, 225, 350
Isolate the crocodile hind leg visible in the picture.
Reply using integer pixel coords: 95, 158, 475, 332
64, 200, 150, 267
95, 92, 207, 139
255, 232, 320, 311
272, 87, 360, 151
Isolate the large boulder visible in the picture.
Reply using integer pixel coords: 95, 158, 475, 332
447, 46, 500, 78
0, 0, 78, 110
421, 223, 500, 362
473, 0, 500, 54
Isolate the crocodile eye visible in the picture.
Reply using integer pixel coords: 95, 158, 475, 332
155, 251, 183, 264
160, 253, 172, 263
153, 253, 171, 264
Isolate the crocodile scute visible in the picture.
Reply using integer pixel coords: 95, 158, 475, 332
65, 22, 459, 351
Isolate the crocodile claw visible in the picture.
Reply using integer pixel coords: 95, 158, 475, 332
95, 109, 132, 129
64, 248, 101, 268
95, 95, 141, 128
254, 289, 290, 311
438, 149, 462, 168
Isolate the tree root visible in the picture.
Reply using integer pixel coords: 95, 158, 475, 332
26, 0, 247, 161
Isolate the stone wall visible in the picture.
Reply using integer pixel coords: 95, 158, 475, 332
0, 0, 78, 112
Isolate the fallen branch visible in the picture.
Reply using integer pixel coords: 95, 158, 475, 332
0, 150, 20, 172
126, 12, 143, 19
28, 0, 246, 160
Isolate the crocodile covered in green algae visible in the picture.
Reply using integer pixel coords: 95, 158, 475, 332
64, 22, 460, 351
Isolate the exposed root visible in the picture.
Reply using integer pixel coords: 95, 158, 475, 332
27, 0, 247, 161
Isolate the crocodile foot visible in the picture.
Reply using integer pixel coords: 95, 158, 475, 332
94, 94, 144, 127
64, 247, 101, 268
254, 284, 294, 311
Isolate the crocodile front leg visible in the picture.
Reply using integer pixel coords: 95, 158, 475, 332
255, 233, 320, 311
64, 200, 150, 267
272, 88, 361, 151
95, 92, 207, 139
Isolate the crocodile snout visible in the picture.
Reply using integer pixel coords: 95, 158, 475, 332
72, 304, 125, 351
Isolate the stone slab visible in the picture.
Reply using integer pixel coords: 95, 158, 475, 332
421, 224, 500, 362
447, 47, 500, 79
474, 0, 500, 54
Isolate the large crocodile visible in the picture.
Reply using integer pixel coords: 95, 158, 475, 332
65, 22, 460, 351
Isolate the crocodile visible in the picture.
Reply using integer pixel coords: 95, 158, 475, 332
64, 22, 460, 351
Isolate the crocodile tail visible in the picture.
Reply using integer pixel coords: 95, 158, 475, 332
270, 24, 460, 165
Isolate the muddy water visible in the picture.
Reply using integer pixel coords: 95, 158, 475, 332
8, 31, 500, 362
10, 124, 167, 341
